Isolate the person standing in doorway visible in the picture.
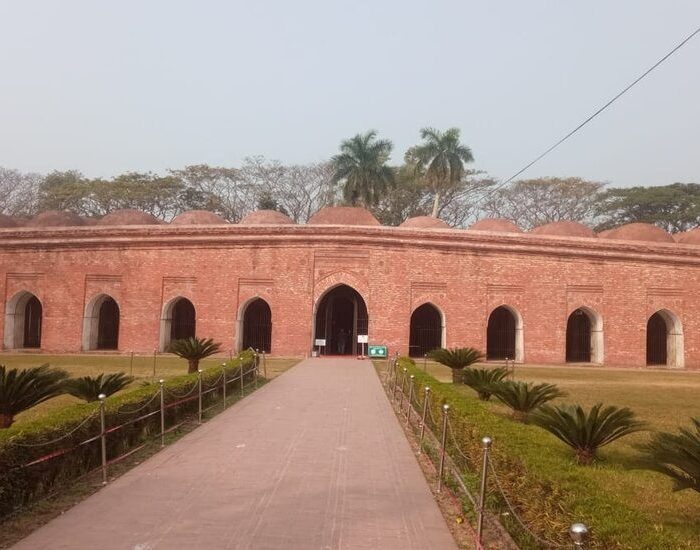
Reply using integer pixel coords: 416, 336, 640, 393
337, 329, 348, 355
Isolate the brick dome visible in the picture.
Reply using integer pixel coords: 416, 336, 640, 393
675, 228, 700, 245
600, 223, 674, 243
530, 221, 596, 238
308, 206, 380, 226
27, 210, 85, 228
239, 210, 294, 225
596, 229, 613, 238
0, 214, 20, 228
399, 216, 450, 229
98, 209, 161, 226
469, 218, 521, 233
170, 210, 228, 225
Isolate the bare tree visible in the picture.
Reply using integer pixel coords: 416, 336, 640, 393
482, 177, 605, 229
0, 167, 42, 216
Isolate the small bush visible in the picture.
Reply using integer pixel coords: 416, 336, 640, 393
64, 373, 134, 402
461, 367, 508, 400
428, 347, 483, 384
492, 380, 564, 422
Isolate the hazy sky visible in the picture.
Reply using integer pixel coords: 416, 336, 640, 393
1, 1, 698, 187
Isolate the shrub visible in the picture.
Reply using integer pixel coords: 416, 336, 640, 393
168, 337, 222, 373
491, 380, 564, 422
637, 417, 700, 493
428, 347, 483, 384
461, 367, 509, 400
531, 403, 646, 465
0, 365, 69, 428
64, 373, 135, 402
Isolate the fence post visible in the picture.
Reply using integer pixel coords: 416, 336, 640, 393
130, 351, 134, 377
419, 386, 430, 453
239, 358, 244, 398
197, 369, 203, 425
159, 379, 165, 448
406, 375, 415, 424
569, 523, 589, 549
437, 404, 449, 493
477, 436, 492, 544
262, 351, 267, 379
152, 349, 157, 377
222, 363, 227, 408
398, 367, 407, 408
254, 352, 259, 389
98, 393, 107, 485
423, 353, 427, 372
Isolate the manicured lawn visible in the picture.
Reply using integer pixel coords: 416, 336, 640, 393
414, 360, 700, 546
0, 353, 299, 425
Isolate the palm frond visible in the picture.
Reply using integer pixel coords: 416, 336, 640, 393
0, 364, 69, 428
636, 418, 700, 492
532, 403, 646, 464
492, 381, 565, 422
461, 367, 509, 400
168, 337, 222, 373
64, 372, 134, 402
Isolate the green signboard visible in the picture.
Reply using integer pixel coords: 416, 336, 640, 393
368, 345, 388, 358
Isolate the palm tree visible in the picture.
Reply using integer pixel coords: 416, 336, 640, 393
64, 373, 134, 402
532, 403, 646, 465
331, 130, 394, 207
492, 381, 564, 422
168, 337, 222, 373
428, 347, 483, 384
461, 367, 509, 401
0, 364, 69, 428
637, 418, 700, 492
406, 127, 474, 217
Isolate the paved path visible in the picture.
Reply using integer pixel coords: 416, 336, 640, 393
13, 359, 457, 550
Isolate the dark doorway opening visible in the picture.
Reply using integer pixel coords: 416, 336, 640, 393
314, 285, 368, 355
409, 303, 442, 357
23, 295, 42, 348
566, 308, 591, 362
487, 306, 515, 360
171, 298, 196, 341
647, 312, 667, 366
242, 298, 272, 353
97, 297, 120, 350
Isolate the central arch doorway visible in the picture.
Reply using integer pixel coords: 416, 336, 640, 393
241, 298, 272, 353
314, 285, 368, 356
565, 307, 603, 364
487, 306, 523, 361
409, 303, 443, 357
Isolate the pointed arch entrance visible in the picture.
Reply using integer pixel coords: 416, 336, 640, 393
647, 310, 683, 368
565, 307, 603, 364
83, 294, 120, 350
241, 298, 272, 353
486, 305, 523, 362
160, 297, 196, 351
4, 291, 42, 349
409, 303, 443, 357
314, 284, 368, 356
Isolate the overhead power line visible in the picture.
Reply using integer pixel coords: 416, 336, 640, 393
475, 24, 700, 204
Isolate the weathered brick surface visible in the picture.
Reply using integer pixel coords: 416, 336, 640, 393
1, 224, 698, 369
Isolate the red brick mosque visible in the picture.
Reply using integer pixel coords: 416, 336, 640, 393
1, 206, 699, 369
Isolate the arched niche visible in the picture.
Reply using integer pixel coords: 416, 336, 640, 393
647, 309, 683, 368
4, 291, 42, 349
160, 297, 196, 351
82, 294, 120, 350
409, 303, 444, 357
486, 305, 523, 362
565, 306, 603, 364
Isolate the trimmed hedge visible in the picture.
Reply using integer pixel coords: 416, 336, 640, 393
0, 350, 257, 517
396, 357, 688, 549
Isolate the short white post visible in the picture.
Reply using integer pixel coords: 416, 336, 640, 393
569, 523, 589, 548
159, 379, 165, 448
222, 363, 227, 408
197, 369, 203, 425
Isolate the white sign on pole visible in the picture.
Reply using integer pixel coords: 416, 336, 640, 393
357, 334, 368, 344
315, 339, 326, 346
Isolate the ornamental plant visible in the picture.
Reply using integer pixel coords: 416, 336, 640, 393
427, 347, 483, 384
168, 337, 222, 373
492, 380, 564, 422
637, 418, 700, 492
64, 372, 134, 402
532, 403, 646, 465
0, 364, 69, 428
461, 367, 509, 400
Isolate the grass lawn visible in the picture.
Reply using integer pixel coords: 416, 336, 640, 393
413, 359, 700, 546
0, 353, 300, 426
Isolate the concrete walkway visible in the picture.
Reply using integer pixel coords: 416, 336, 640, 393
13, 359, 456, 550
